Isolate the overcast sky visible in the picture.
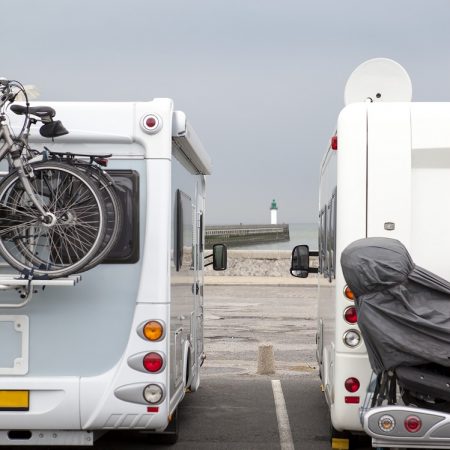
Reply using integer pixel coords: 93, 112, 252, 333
3, 1, 450, 224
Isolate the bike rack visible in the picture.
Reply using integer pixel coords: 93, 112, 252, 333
0, 274, 81, 308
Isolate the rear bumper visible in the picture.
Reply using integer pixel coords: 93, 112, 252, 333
0, 377, 80, 430
364, 405, 450, 449
0, 373, 168, 432
0, 430, 94, 446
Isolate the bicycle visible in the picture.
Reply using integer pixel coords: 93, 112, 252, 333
0, 78, 108, 278
47, 150, 123, 272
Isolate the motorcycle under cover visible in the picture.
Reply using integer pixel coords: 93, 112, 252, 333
341, 237, 450, 374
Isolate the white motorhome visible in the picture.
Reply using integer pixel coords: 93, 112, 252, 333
291, 59, 450, 449
0, 99, 226, 445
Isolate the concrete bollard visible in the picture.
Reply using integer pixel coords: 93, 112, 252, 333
257, 343, 275, 375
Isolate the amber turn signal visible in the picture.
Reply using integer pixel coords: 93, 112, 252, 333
343, 285, 355, 300
143, 321, 164, 341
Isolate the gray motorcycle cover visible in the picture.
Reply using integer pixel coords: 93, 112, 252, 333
341, 237, 450, 374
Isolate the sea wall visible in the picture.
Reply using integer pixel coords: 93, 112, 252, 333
205, 224, 289, 248
204, 249, 319, 277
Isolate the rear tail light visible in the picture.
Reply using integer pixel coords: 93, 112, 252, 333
143, 384, 163, 404
343, 285, 355, 300
143, 321, 164, 341
94, 157, 108, 167
404, 415, 422, 433
344, 306, 357, 324
343, 330, 361, 348
378, 414, 396, 432
143, 352, 164, 373
344, 377, 360, 392
141, 114, 162, 134
331, 135, 338, 150
145, 116, 157, 128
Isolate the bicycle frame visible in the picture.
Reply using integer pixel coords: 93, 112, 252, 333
0, 118, 48, 217
0, 119, 14, 162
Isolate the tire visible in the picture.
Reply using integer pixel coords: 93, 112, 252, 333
0, 161, 106, 278
158, 408, 179, 445
76, 168, 123, 272
139, 409, 179, 445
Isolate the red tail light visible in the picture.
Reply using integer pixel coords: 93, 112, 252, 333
94, 157, 108, 167
344, 306, 358, 324
331, 135, 338, 150
344, 377, 360, 392
404, 415, 422, 433
143, 352, 164, 373
145, 117, 157, 128
141, 114, 162, 134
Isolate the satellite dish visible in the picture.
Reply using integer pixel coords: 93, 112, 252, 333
344, 58, 412, 105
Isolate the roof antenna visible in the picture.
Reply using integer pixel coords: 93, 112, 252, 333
344, 58, 412, 106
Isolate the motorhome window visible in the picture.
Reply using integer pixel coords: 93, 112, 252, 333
319, 207, 327, 275
332, 192, 337, 277
175, 190, 183, 271
318, 210, 323, 273
327, 198, 335, 281
323, 207, 328, 278
174, 189, 193, 271
103, 170, 140, 264
199, 213, 204, 254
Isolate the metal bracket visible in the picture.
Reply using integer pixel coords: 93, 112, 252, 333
0, 274, 81, 308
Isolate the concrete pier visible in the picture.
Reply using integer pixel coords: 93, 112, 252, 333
206, 224, 289, 248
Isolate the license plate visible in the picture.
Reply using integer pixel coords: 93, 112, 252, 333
0, 390, 29, 411
0, 315, 29, 375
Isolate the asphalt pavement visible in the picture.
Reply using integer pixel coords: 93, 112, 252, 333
97, 376, 332, 450
96, 284, 370, 450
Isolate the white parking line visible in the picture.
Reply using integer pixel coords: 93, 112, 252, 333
271, 379, 295, 450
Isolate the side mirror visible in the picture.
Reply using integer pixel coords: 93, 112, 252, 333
212, 244, 227, 271
290, 245, 310, 278
205, 244, 227, 270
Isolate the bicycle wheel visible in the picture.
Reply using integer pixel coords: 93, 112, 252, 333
77, 167, 123, 272
0, 161, 107, 278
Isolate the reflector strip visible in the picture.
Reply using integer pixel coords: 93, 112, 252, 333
0, 390, 29, 410
147, 406, 159, 413
344, 396, 360, 404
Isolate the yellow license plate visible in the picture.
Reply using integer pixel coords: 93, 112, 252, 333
0, 390, 29, 411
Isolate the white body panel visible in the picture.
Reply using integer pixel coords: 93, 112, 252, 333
0, 100, 210, 443
318, 102, 450, 433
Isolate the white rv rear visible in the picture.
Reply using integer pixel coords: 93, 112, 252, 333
292, 59, 450, 449
0, 99, 217, 445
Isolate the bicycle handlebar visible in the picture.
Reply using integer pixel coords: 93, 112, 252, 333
0, 79, 27, 102
0, 79, 14, 109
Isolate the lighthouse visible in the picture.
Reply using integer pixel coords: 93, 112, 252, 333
270, 199, 278, 224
